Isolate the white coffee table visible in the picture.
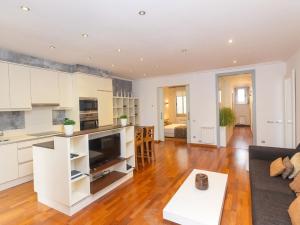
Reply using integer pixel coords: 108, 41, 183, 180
163, 169, 228, 225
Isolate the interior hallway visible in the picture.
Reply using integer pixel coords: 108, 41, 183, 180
228, 126, 253, 149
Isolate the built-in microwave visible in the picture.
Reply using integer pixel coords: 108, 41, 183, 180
79, 97, 99, 130
79, 97, 98, 113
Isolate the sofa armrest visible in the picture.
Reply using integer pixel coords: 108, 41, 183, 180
249, 145, 298, 161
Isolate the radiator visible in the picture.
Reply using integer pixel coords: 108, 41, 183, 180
200, 127, 215, 144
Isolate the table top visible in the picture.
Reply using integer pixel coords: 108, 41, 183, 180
163, 169, 228, 225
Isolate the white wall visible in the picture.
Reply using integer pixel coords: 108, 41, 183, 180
287, 49, 300, 145
133, 61, 286, 147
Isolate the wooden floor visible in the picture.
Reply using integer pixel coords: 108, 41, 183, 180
0, 127, 252, 225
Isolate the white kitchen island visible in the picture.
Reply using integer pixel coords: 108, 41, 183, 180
32, 125, 135, 216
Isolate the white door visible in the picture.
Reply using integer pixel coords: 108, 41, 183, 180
186, 85, 191, 143
284, 71, 296, 148
157, 87, 165, 141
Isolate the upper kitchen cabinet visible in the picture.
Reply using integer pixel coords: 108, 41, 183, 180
97, 91, 113, 126
30, 68, 59, 105
58, 72, 73, 109
9, 64, 31, 109
0, 62, 10, 109
76, 73, 113, 98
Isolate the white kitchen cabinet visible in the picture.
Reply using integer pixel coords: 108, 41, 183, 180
31, 68, 59, 104
97, 91, 113, 126
58, 72, 73, 108
0, 144, 18, 184
9, 64, 32, 109
0, 62, 10, 109
95, 77, 113, 92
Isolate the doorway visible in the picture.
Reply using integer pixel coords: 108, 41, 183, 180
216, 70, 256, 147
157, 85, 191, 143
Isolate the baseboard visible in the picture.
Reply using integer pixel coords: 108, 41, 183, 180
188, 143, 217, 148
0, 175, 33, 191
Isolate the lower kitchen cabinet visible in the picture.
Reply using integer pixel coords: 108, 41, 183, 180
0, 144, 18, 184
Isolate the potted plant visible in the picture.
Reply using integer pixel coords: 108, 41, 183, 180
119, 115, 128, 126
63, 118, 76, 136
219, 107, 235, 147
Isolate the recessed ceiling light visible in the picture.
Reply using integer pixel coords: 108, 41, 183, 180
20, 5, 30, 12
88, 56, 92, 60
117, 48, 121, 52
143, 73, 147, 77
181, 49, 188, 53
233, 60, 237, 64
138, 11, 146, 15
140, 57, 144, 62
111, 64, 115, 67
49, 45, 56, 49
81, 33, 89, 38
228, 39, 233, 44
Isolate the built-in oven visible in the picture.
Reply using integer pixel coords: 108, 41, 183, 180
79, 97, 98, 113
79, 98, 99, 130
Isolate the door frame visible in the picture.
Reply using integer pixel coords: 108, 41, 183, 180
157, 85, 191, 143
215, 69, 257, 147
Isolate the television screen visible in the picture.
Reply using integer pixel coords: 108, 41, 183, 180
89, 133, 121, 170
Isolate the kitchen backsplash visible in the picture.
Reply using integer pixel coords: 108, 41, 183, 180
0, 111, 25, 131
52, 110, 66, 125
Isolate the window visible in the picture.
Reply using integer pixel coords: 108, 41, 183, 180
235, 87, 248, 104
176, 96, 186, 115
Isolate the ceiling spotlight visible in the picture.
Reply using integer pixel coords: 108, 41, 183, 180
20, 5, 30, 12
140, 57, 144, 62
143, 73, 147, 77
49, 45, 56, 49
117, 48, 121, 52
138, 11, 146, 15
181, 49, 188, 53
81, 33, 89, 38
111, 64, 115, 67
228, 39, 233, 44
233, 60, 237, 64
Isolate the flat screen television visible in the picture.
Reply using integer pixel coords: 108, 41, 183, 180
88, 133, 121, 170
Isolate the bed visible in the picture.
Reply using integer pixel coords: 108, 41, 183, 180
164, 124, 187, 138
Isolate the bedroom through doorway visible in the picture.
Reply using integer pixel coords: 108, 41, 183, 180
157, 85, 191, 143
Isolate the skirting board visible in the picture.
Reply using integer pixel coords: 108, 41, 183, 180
189, 143, 217, 148
38, 172, 133, 216
0, 175, 33, 191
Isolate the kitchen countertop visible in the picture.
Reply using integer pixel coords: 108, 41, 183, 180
33, 141, 54, 149
0, 133, 62, 146
56, 125, 132, 138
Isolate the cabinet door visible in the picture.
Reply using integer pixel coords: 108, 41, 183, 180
9, 64, 31, 109
0, 62, 10, 109
58, 72, 73, 108
31, 68, 59, 104
97, 91, 113, 126
0, 144, 18, 184
95, 77, 112, 92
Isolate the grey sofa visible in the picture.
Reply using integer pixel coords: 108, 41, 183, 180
249, 145, 300, 225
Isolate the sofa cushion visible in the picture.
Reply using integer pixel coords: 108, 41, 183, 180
289, 153, 300, 179
270, 157, 285, 176
290, 174, 300, 195
282, 157, 294, 179
250, 159, 294, 195
288, 196, 300, 225
252, 189, 294, 225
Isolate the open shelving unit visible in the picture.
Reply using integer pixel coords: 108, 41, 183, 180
113, 96, 139, 126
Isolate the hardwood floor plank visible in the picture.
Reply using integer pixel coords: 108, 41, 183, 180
0, 127, 252, 225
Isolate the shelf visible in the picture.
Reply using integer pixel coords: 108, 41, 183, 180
71, 174, 88, 183
70, 153, 87, 161
71, 191, 90, 205
90, 171, 127, 194
90, 157, 126, 174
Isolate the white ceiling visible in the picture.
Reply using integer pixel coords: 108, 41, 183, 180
0, 0, 300, 79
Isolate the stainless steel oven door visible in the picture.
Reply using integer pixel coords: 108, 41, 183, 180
79, 97, 98, 112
